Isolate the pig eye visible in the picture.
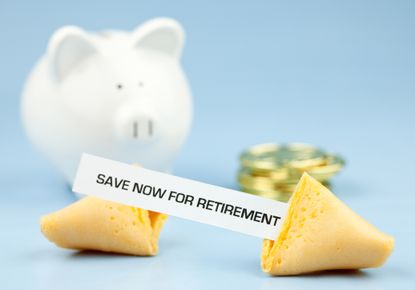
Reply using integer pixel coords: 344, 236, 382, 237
116, 83, 123, 90
138, 81, 144, 87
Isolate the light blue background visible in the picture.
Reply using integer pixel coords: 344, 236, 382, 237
1, 0, 414, 289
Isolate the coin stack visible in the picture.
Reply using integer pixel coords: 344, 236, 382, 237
238, 143, 345, 202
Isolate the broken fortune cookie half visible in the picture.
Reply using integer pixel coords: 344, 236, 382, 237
41, 196, 167, 256
261, 173, 394, 275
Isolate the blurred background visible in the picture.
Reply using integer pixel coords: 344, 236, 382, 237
1, 0, 414, 289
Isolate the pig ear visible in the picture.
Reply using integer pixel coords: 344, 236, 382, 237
131, 18, 185, 59
47, 26, 97, 81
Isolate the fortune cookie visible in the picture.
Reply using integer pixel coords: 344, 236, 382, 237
41, 196, 167, 255
261, 173, 394, 275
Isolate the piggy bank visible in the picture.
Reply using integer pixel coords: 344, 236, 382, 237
21, 18, 193, 184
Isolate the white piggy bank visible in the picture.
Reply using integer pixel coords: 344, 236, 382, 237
22, 18, 192, 184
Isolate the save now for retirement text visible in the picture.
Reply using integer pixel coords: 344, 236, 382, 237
96, 174, 282, 227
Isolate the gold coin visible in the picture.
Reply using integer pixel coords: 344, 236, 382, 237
240, 186, 293, 202
239, 167, 336, 185
240, 143, 327, 171
290, 155, 345, 180
244, 153, 344, 181
247, 167, 292, 181
240, 180, 332, 202
238, 169, 298, 190
238, 143, 344, 201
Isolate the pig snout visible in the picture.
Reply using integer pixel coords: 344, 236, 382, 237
131, 118, 153, 139
127, 115, 155, 140
114, 106, 159, 142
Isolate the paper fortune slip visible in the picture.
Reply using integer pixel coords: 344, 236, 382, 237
73, 154, 289, 240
